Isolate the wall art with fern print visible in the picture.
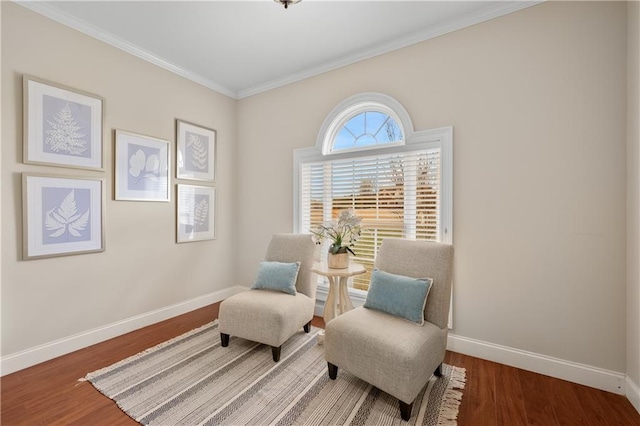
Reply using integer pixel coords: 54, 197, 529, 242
22, 174, 105, 260
23, 75, 104, 170
176, 120, 216, 182
176, 184, 216, 243
115, 130, 170, 202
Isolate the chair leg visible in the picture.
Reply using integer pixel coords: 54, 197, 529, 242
271, 346, 282, 362
399, 400, 413, 421
303, 321, 311, 333
434, 363, 443, 377
220, 333, 229, 347
327, 362, 338, 380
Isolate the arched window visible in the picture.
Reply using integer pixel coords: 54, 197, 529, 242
319, 93, 412, 155
332, 111, 403, 151
322, 98, 406, 153
295, 93, 452, 295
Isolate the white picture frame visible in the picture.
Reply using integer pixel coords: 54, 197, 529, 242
115, 130, 170, 202
23, 174, 105, 260
176, 119, 216, 182
176, 184, 216, 243
23, 75, 104, 171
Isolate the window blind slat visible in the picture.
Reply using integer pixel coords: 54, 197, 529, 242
300, 148, 441, 291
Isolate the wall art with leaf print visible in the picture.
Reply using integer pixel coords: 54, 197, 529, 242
23, 75, 104, 170
176, 120, 216, 182
176, 184, 216, 243
22, 174, 105, 260
115, 130, 170, 202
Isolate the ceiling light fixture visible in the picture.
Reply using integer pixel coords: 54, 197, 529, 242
274, 0, 301, 9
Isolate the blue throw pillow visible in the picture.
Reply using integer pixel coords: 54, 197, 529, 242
251, 261, 301, 295
363, 269, 433, 325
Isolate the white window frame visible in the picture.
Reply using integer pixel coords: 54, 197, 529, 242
293, 93, 453, 323
319, 93, 408, 155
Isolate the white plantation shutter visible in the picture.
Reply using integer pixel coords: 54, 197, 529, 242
300, 148, 443, 290
294, 93, 451, 300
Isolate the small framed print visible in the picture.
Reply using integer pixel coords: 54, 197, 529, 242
176, 184, 216, 243
23, 75, 104, 170
176, 119, 216, 182
23, 174, 105, 260
115, 130, 170, 202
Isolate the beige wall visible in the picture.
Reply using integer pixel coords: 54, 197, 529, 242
1, 0, 635, 387
0, 0, 3, 360
628, 1, 640, 391
237, 1, 628, 372
1, 3, 237, 356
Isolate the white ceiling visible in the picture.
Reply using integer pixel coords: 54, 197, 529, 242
18, 1, 538, 99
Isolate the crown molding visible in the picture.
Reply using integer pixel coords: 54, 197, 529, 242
236, 1, 543, 99
15, 1, 542, 100
14, 1, 238, 99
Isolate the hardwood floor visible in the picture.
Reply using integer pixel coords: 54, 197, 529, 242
2, 303, 638, 425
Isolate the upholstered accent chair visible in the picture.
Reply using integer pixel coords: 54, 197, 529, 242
324, 238, 454, 421
218, 234, 317, 362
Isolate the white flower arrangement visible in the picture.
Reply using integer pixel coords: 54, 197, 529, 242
310, 209, 363, 255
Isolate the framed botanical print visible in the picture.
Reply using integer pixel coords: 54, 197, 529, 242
23, 75, 104, 170
176, 119, 216, 182
114, 130, 170, 202
176, 184, 216, 243
23, 174, 105, 260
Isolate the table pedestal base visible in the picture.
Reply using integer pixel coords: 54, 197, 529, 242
323, 275, 355, 324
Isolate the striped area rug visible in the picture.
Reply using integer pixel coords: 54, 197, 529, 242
84, 321, 465, 425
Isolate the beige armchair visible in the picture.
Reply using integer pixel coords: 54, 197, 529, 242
218, 234, 317, 362
324, 238, 454, 420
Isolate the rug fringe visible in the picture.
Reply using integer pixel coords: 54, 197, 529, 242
83, 324, 466, 425
448, 365, 466, 390
436, 367, 466, 426
81, 320, 218, 381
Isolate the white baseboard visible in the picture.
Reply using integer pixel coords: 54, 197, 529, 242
315, 290, 628, 398
313, 286, 329, 316
38, 285, 628, 412
447, 333, 626, 395
627, 376, 640, 414
0, 286, 246, 376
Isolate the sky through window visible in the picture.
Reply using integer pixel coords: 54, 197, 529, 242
332, 111, 403, 151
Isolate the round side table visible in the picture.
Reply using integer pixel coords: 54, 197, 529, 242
311, 262, 366, 324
